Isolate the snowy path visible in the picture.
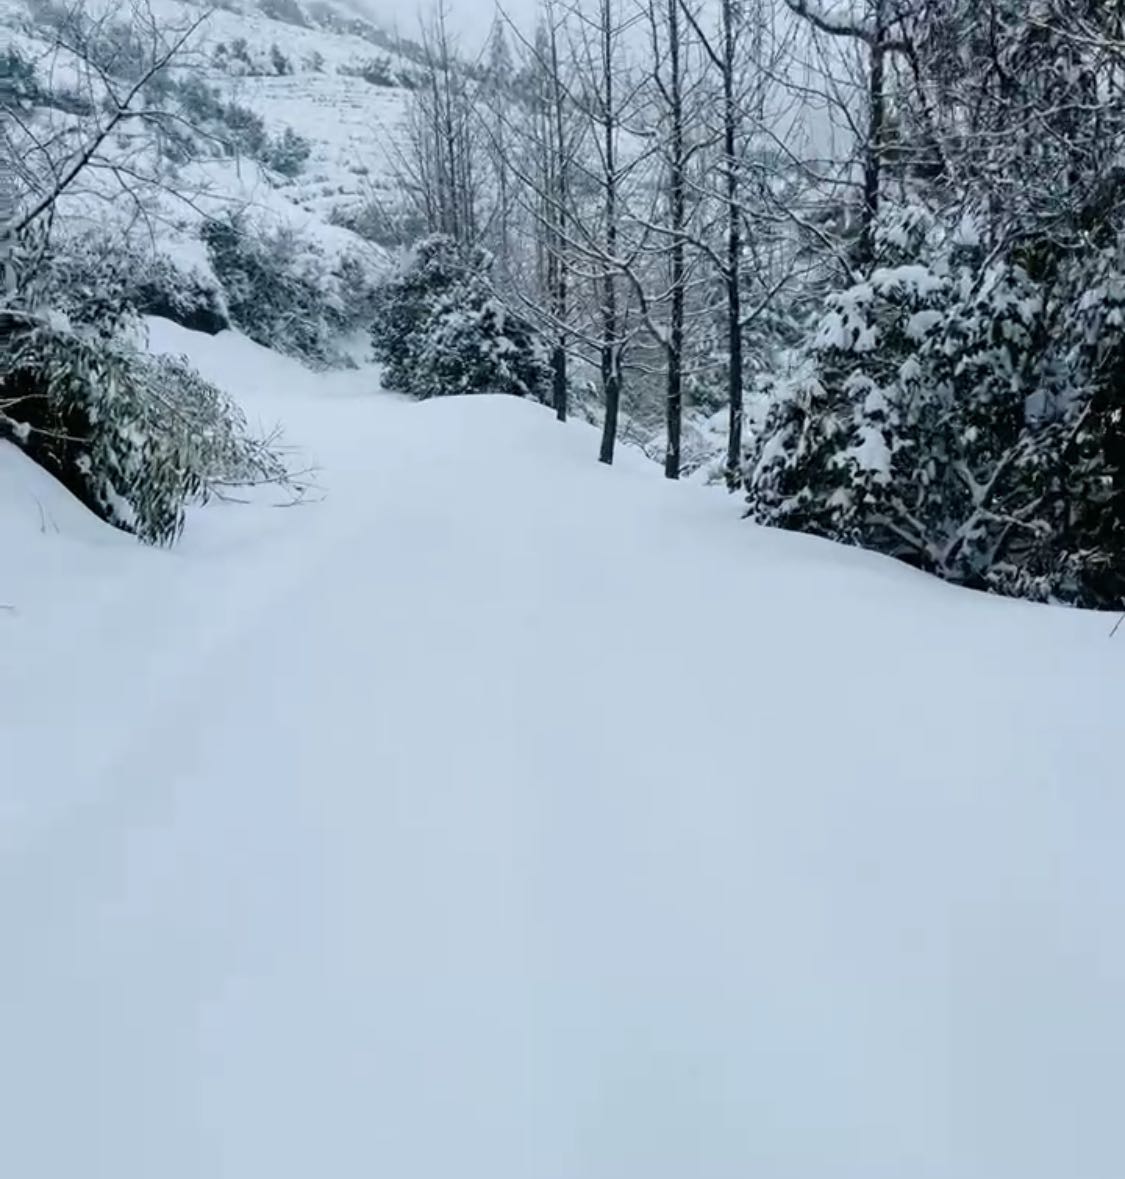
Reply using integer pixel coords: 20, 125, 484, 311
3, 323, 1125, 1179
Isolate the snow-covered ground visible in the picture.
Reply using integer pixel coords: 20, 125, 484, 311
2, 321, 1125, 1179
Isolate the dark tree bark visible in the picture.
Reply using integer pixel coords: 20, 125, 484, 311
678, 0, 747, 487
597, 0, 621, 466
549, 16, 570, 422
663, 0, 686, 479
859, 0, 887, 264
720, 0, 743, 489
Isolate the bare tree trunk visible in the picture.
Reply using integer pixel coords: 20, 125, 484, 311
597, 0, 621, 466
664, 0, 686, 480
678, 0, 751, 487
549, 15, 570, 422
859, 0, 887, 264
720, 0, 743, 489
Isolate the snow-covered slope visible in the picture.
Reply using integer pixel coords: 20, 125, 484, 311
3, 0, 419, 297
148, 0, 419, 221
2, 321, 1124, 1179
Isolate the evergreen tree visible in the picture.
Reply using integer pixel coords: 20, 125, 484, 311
371, 235, 549, 402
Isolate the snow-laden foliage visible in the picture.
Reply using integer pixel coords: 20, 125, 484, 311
1, 45, 39, 108
33, 230, 229, 336
747, 204, 1125, 607
371, 235, 549, 401
329, 199, 427, 250
748, 208, 948, 549
744, 3, 1125, 607
2, 228, 292, 544
202, 213, 378, 364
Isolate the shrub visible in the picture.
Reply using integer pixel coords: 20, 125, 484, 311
1, 228, 285, 543
220, 99, 269, 158
329, 200, 426, 249
202, 213, 377, 362
745, 204, 1125, 607
24, 4, 147, 79
371, 235, 548, 401
1, 47, 39, 108
359, 56, 395, 86
264, 126, 312, 178
270, 43, 293, 75
2, 315, 288, 543
173, 74, 227, 124
33, 231, 227, 336
2, 221, 288, 542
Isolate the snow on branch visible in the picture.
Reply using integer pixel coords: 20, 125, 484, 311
784, 0, 908, 51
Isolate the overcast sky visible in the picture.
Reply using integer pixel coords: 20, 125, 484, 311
352, 0, 861, 168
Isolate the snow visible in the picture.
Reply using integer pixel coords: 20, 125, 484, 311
8, 0, 407, 287
907, 308, 944, 340
870, 264, 946, 298
852, 422, 891, 474
3, 320, 1125, 1179
953, 212, 981, 249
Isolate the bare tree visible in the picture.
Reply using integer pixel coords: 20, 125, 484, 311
678, 0, 749, 485
670, 0, 804, 486
399, 2, 481, 243
641, 0, 691, 477
543, 4, 575, 422
4, 1, 214, 242
495, 0, 653, 461
589, 0, 626, 464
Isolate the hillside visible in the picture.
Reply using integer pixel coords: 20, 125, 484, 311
2, 319, 1125, 1178
142, 0, 422, 225
2, 0, 425, 347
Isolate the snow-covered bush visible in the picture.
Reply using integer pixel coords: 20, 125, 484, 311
330, 200, 426, 250
2, 316, 289, 543
34, 231, 227, 336
343, 56, 397, 86
202, 213, 377, 363
263, 126, 312, 179
225, 36, 276, 77
1, 223, 292, 544
1, 46, 39, 108
748, 207, 950, 556
371, 235, 548, 401
269, 44, 293, 76
215, 98, 268, 157
746, 204, 1125, 607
